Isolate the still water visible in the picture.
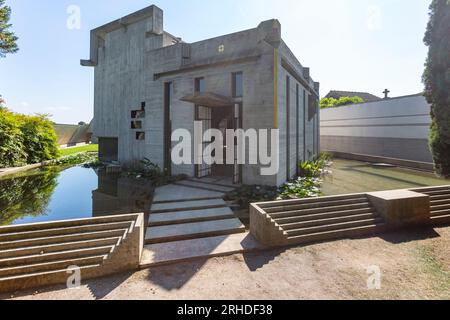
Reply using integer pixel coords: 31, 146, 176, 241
0, 166, 154, 226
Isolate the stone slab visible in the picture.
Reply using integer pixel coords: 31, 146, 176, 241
149, 207, 235, 225
367, 190, 430, 226
145, 218, 245, 242
152, 184, 224, 203
140, 233, 262, 267
175, 180, 235, 193
151, 199, 227, 213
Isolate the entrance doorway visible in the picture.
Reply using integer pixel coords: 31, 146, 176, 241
195, 103, 242, 184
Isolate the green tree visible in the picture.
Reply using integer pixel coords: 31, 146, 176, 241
0, 0, 18, 57
423, 0, 450, 177
320, 96, 365, 109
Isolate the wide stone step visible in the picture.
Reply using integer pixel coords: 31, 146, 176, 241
0, 221, 133, 242
259, 194, 367, 209
431, 203, 450, 211
430, 199, 450, 206
287, 224, 387, 245
430, 193, 450, 201
145, 219, 245, 244
431, 209, 450, 217
270, 203, 373, 219
140, 233, 261, 268
0, 214, 138, 235
286, 218, 384, 237
0, 255, 107, 278
149, 207, 235, 227
430, 213, 450, 225
264, 197, 369, 214
151, 199, 228, 213
187, 178, 239, 188
0, 245, 114, 268
420, 189, 450, 196
0, 229, 128, 251
280, 212, 380, 231
175, 180, 235, 193
274, 208, 376, 225
0, 237, 121, 260
0, 264, 100, 283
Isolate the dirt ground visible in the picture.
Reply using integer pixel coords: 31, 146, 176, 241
4, 226, 450, 300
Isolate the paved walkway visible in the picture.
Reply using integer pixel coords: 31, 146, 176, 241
140, 177, 261, 267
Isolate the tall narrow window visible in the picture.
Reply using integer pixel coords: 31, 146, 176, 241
164, 82, 173, 175
232, 72, 243, 98
296, 84, 300, 176
286, 76, 290, 181
303, 89, 307, 161
195, 77, 205, 93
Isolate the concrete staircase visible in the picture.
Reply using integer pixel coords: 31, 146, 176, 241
0, 214, 143, 293
251, 194, 387, 246
411, 186, 450, 225
141, 179, 259, 267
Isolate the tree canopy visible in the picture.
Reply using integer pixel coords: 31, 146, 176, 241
423, 0, 450, 177
320, 96, 365, 109
0, 0, 18, 57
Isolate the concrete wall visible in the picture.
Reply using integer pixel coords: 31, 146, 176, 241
85, 6, 319, 186
320, 94, 432, 163
54, 123, 91, 147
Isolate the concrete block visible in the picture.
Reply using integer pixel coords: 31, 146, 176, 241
367, 190, 431, 227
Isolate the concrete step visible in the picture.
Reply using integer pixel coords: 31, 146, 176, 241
0, 237, 122, 260
0, 221, 133, 242
264, 197, 369, 214
145, 218, 246, 244
430, 199, 450, 206
269, 203, 373, 219
0, 245, 114, 268
260, 194, 367, 209
274, 208, 376, 225
0, 255, 107, 278
140, 233, 261, 268
431, 209, 450, 217
0, 214, 138, 234
0, 264, 100, 283
287, 223, 387, 245
151, 199, 228, 214
187, 178, 239, 188
0, 229, 128, 251
430, 193, 450, 201
175, 181, 235, 193
280, 212, 380, 231
420, 189, 450, 196
152, 196, 225, 205
149, 207, 235, 227
431, 203, 450, 211
430, 213, 450, 225
286, 218, 384, 237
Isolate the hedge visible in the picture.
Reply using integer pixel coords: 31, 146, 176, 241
0, 108, 60, 168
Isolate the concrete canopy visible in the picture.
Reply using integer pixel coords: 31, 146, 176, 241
180, 92, 234, 108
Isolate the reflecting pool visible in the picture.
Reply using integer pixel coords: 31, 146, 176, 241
0, 166, 154, 226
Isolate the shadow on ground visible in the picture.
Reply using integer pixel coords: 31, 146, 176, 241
380, 227, 441, 244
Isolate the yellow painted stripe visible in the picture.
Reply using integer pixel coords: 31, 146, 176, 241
273, 48, 278, 129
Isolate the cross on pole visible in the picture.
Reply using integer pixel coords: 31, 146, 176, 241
383, 89, 390, 99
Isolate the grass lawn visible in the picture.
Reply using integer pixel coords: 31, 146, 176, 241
59, 144, 98, 157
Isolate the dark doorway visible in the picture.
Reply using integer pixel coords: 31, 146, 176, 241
98, 137, 118, 162
211, 106, 234, 177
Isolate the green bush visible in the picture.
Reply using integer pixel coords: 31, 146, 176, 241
320, 96, 365, 109
423, 0, 450, 177
0, 108, 60, 168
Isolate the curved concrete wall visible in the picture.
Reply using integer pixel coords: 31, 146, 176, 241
320, 94, 433, 163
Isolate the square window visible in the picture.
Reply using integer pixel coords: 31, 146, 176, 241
136, 132, 145, 140
131, 121, 143, 129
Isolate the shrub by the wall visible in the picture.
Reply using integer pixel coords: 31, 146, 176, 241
0, 108, 59, 168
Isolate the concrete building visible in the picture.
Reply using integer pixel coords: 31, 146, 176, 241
320, 93, 433, 168
81, 5, 320, 186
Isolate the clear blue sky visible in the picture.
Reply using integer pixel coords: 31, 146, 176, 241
0, 0, 431, 124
